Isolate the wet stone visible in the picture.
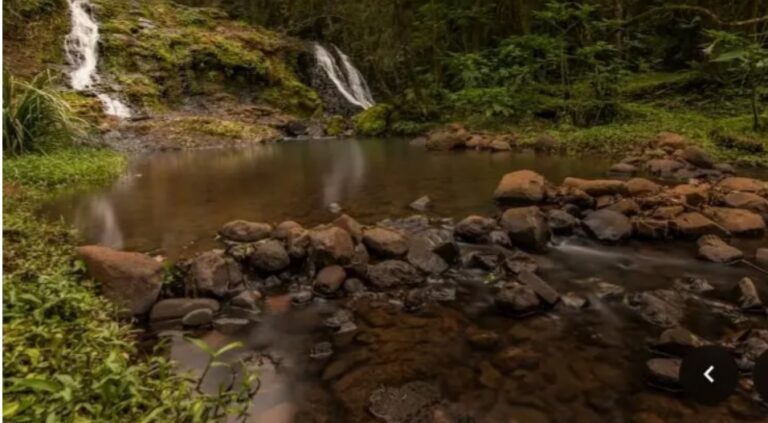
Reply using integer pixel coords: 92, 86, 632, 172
310, 341, 334, 360
697, 234, 743, 263
645, 358, 682, 390
518, 270, 559, 306
735, 277, 763, 312
673, 275, 715, 294
495, 282, 541, 315
466, 327, 500, 349
290, 290, 313, 307
213, 317, 250, 335
625, 290, 684, 328
182, 308, 213, 327
649, 327, 705, 357
560, 292, 588, 309
368, 381, 441, 423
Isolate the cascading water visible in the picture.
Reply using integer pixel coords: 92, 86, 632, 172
313, 43, 375, 110
65, 0, 131, 118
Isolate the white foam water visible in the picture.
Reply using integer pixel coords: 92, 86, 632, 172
66, 0, 131, 118
314, 43, 375, 109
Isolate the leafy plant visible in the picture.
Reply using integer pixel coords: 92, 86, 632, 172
3, 71, 83, 156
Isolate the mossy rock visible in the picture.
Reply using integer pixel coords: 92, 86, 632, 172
325, 115, 347, 136
353, 104, 392, 136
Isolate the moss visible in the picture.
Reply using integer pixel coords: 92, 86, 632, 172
175, 116, 274, 139
353, 104, 393, 136
3, 0, 69, 79
59, 91, 106, 124
326, 115, 347, 136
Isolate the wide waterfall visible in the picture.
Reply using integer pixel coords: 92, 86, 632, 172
65, 0, 131, 118
313, 43, 375, 110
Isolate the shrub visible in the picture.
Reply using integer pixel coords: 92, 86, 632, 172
353, 104, 392, 136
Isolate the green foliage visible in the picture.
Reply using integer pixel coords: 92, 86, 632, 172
325, 115, 346, 136
353, 104, 392, 136
3, 72, 84, 156
4, 148, 126, 189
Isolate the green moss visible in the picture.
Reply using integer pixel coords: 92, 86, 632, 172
169, 116, 279, 141
326, 115, 346, 136
353, 104, 393, 136
3, 148, 126, 189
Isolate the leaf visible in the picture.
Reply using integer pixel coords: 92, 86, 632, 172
209, 361, 232, 369
11, 377, 63, 393
212, 341, 244, 358
713, 50, 746, 63
185, 336, 215, 356
3, 402, 20, 418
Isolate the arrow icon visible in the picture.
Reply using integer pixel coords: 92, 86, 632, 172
704, 365, 715, 383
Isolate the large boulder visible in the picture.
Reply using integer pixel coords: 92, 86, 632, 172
366, 260, 423, 289
562, 177, 627, 196
454, 215, 497, 242
493, 170, 548, 205
219, 220, 272, 242
645, 159, 684, 176
717, 177, 766, 194
363, 227, 409, 258
150, 298, 220, 322
249, 240, 290, 272
500, 206, 550, 251
633, 218, 669, 239
310, 227, 355, 265
332, 214, 363, 242
666, 184, 710, 207
697, 235, 743, 263
681, 146, 714, 168
77, 245, 163, 315
703, 207, 765, 237
271, 220, 304, 240
723, 192, 768, 215
189, 250, 243, 297
406, 228, 457, 274
626, 178, 662, 196
582, 209, 633, 242
672, 212, 727, 239
425, 124, 470, 150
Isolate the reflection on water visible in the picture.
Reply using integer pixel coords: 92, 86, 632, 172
46, 139, 618, 257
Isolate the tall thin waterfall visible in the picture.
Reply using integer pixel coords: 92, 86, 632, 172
65, 0, 131, 118
313, 43, 375, 110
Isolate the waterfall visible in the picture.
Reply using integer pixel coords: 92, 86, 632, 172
313, 43, 375, 110
65, 0, 131, 118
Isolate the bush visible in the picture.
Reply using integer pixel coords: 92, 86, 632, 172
353, 104, 392, 136
3, 72, 83, 156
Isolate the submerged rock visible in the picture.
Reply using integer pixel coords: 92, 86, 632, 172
368, 381, 441, 423
76, 245, 163, 315
363, 227, 409, 258
493, 170, 548, 205
367, 260, 422, 288
583, 209, 633, 242
625, 290, 684, 328
649, 327, 705, 357
500, 206, 550, 251
697, 235, 743, 263
645, 358, 682, 390
495, 282, 541, 315
406, 228, 456, 274
518, 270, 559, 306
150, 298, 220, 322
454, 215, 496, 242
219, 220, 272, 242
735, 277, 763, 312
249, 239, 290, 272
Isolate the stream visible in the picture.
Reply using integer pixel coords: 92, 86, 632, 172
44, 139, 768, 422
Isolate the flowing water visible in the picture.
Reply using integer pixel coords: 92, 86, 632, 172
66, 0, 131, 118
44, 139, 768, 422
314, 44, 375, 109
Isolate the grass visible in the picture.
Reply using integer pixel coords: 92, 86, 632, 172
1, 147, 236, 422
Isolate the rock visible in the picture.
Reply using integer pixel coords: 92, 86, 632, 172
76, 245, 163, 315
466, 327, 500, 349
646, 159, 684, 176
478, 361, 503, 388
466, 134, 489, 149
231, 290, 261, 309
409, 136, 427, 147
703, 207, 765, 237
606, 198, 641, 216
310, 227, 355, 265
547, 209, 579, 234
290, 290, 313, 307
560, 292, 588, 309
249, 239, 290, 272
213, 317, 250, 335
500, 206, 550, 251
286, 229, 311, 259
310, 341, 334, 359
349, 243, 370, 275
150, 298, 220, 321
674, 275, 715, 294
681, 146, 714, 168
626, 178, 662, 196
735, 277, 763, 312
495, 282, 541, 315
219, 220, 272, 242
328, 202, 342, 214
363, 227, 409, 257
271, 220, 303, 240
667, 184, 709, 207
493, 170, 548, 205
488, 230, 512, 248
735, 330, 768, 371
723, 192, 768, 215
406, 229, 456, 274
314, 265, 346, 294
488, 139, 512, 151
189, 250, 243, 297
518, 271, 559, 306
609, 163, 637, 174
757, 248, 768, 267
645, 358, 682, 389
563, 177, 627, 196
672, 212, 727, 239
625, 290, 684, 328
368, 382, 441, 423
594, 281, 625, 300
717, 177, 766, 194
649, 327, 705, 357
583, 209, 633, 242
654, 132, 687, 149
595, 195, 614, 209
344, 278, 366, 293
697, 235, 743, 263
409, 195, 431, 211
651, 206, 684, 220
633, 218, 669, 239
182, 308, 213, 327
454, 215, 497, 242
425, 124, 470, 150
557, 186, 595, 209
533, 133, 559, 152
332, 214, 363, 242
284, 120, 308, 136
366, 260, 422, 289
503, 252, 539, 274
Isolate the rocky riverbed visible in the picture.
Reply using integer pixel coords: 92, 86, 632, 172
75, 143, 768, 421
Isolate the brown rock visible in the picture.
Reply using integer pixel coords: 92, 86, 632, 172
500, 206, 550, 251
493, 347, 540, 372
489, 139, 512, 151
314, 265, 347, 294
332, 214, 363, 242
455, 215, 497, 242
672, 212, 727, 239
583, 209, 633, 242
219, 220, 272, 242
717, 177, 766, 194
626, 178, 661, 196
736, 277, 763, 311
607, 198, 641, 216
425, 124, 470, 150
633, 218, 669, 239
681, 146, 714, 168
610, 163, 638, 174
310, 227, 355, 265
366, 260, 422, 288
363, 227, 409, 257
651, 206, 684, 220
667, 184, 709, 207
466, 134, 489, 149
724, 192, 768, 215
518, 271, 559, 305
271, 220, 304, 240
646, 159, 684, 176
189, 250, 243, 297
150, 298, 220, 322
703, 207, 765, 237
533, 133, 559, 152
77, 245, 162, 315
654, 132, 687, 149
493, 170, 548, 205
757, 248, 768, 268
562, 177, 627, 196
697, 235, 743, 263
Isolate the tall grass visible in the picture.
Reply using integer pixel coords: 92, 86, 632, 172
3, 71, 83, 156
